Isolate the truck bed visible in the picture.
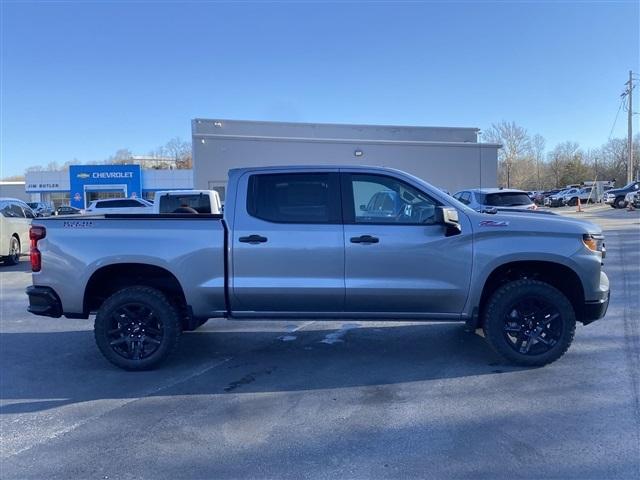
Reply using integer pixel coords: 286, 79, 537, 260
31, 214, 227, 319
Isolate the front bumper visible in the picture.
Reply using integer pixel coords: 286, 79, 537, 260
582, 293, 610, 325
604, 196, 615, 204
26, 285, 62, 318
581, 272, 610, 325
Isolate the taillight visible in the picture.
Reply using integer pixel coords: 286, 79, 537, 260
30, 226, 46, 272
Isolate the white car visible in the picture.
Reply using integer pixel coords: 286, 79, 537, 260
153, 190, 222, 214
625, 190, 639, 208
0, 198, 34, 265
84, 198, 154, 215
453, 188, 537, 212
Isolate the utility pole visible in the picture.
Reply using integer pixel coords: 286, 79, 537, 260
626, 70, 634, 182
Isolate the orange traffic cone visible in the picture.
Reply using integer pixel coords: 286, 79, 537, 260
576, 198, 582, 213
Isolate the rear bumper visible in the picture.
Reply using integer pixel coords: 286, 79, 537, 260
26, 285, 62, 318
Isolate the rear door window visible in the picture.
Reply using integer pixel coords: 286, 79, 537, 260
247, 173, 340, 224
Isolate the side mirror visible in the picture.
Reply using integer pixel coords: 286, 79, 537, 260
359, 204, 367, 211
436, 207, 462, 236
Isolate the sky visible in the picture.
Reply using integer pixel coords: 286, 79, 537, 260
1, 0, 638, 178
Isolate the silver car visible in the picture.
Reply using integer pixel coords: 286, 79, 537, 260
453, 188, 537, 212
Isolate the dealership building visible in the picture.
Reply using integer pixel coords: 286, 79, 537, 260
25, 165, 193, 209
23, 119, 499, 208
192, 119, 500, 201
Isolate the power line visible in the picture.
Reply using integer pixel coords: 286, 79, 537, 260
608, 97, 624, 140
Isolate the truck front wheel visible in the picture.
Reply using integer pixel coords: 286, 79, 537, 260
482, 279, 576, 366
94, 286, 181, 370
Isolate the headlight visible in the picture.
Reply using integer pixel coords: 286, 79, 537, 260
583, 233, 605, 258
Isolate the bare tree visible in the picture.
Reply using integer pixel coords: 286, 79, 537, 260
1, 174, 25, 181
108, 149, 133, 165
530, 134, 545, 190
163, 138, 192, 169
483, 121, 531, 187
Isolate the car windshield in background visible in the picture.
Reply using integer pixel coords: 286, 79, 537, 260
480, 192, 533, 207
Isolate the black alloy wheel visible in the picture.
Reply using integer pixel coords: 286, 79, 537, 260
95, 286, 181, 370
502, 297, 563, 356
106, 303, 164, 361
483, 279, 576, 366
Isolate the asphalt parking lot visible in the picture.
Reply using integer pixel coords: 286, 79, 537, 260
1, 205, 638, 479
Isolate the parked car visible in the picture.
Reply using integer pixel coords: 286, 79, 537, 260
534, 189, 561, 206
153, 190, 222, 214
26, 165, 609, 371
84, 197, 153, 215
605, 181, 640, 209
54, 205, 83, 216
27, 202, 53, 217
453, 188, 537, 212
546, 188, 579, 207
624, 190, 640, 208
526, 191, 541, 201
0, 198, 34, 265
564, 187, 595, 206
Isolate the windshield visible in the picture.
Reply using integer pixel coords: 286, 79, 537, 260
479, 192, 533, 207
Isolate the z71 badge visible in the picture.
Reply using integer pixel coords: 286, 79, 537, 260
63, 220, 94, 228
479, 220, 509, 227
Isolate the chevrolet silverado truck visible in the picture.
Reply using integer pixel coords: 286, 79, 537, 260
26, 166, 610, 370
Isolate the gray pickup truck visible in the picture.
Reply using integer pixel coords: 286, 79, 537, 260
26, 166, 610, 370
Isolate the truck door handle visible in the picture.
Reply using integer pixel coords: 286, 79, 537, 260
350, 235, 379, 244
239, 234, 268, 244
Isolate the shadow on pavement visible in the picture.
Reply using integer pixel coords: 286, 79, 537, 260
0, 322, 525, 414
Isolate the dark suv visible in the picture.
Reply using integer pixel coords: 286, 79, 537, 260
604, 181, 640, 209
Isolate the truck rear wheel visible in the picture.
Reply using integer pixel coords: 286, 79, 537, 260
94, 286, 181, 370
482, 279, 576, 367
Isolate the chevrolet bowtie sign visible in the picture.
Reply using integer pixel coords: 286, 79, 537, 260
76, 171, 134, 179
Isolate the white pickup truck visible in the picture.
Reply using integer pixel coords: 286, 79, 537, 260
153, 190, 222, 214
26, 165, 610, 370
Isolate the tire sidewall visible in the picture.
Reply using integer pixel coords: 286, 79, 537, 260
5, 237, 20, 265
483, 280, 576, 366
615, 197, 626, 209
94, 286, 181, 370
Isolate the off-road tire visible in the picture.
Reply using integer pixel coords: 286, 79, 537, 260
94, 286, 181, 370
483, 279, 576, 367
